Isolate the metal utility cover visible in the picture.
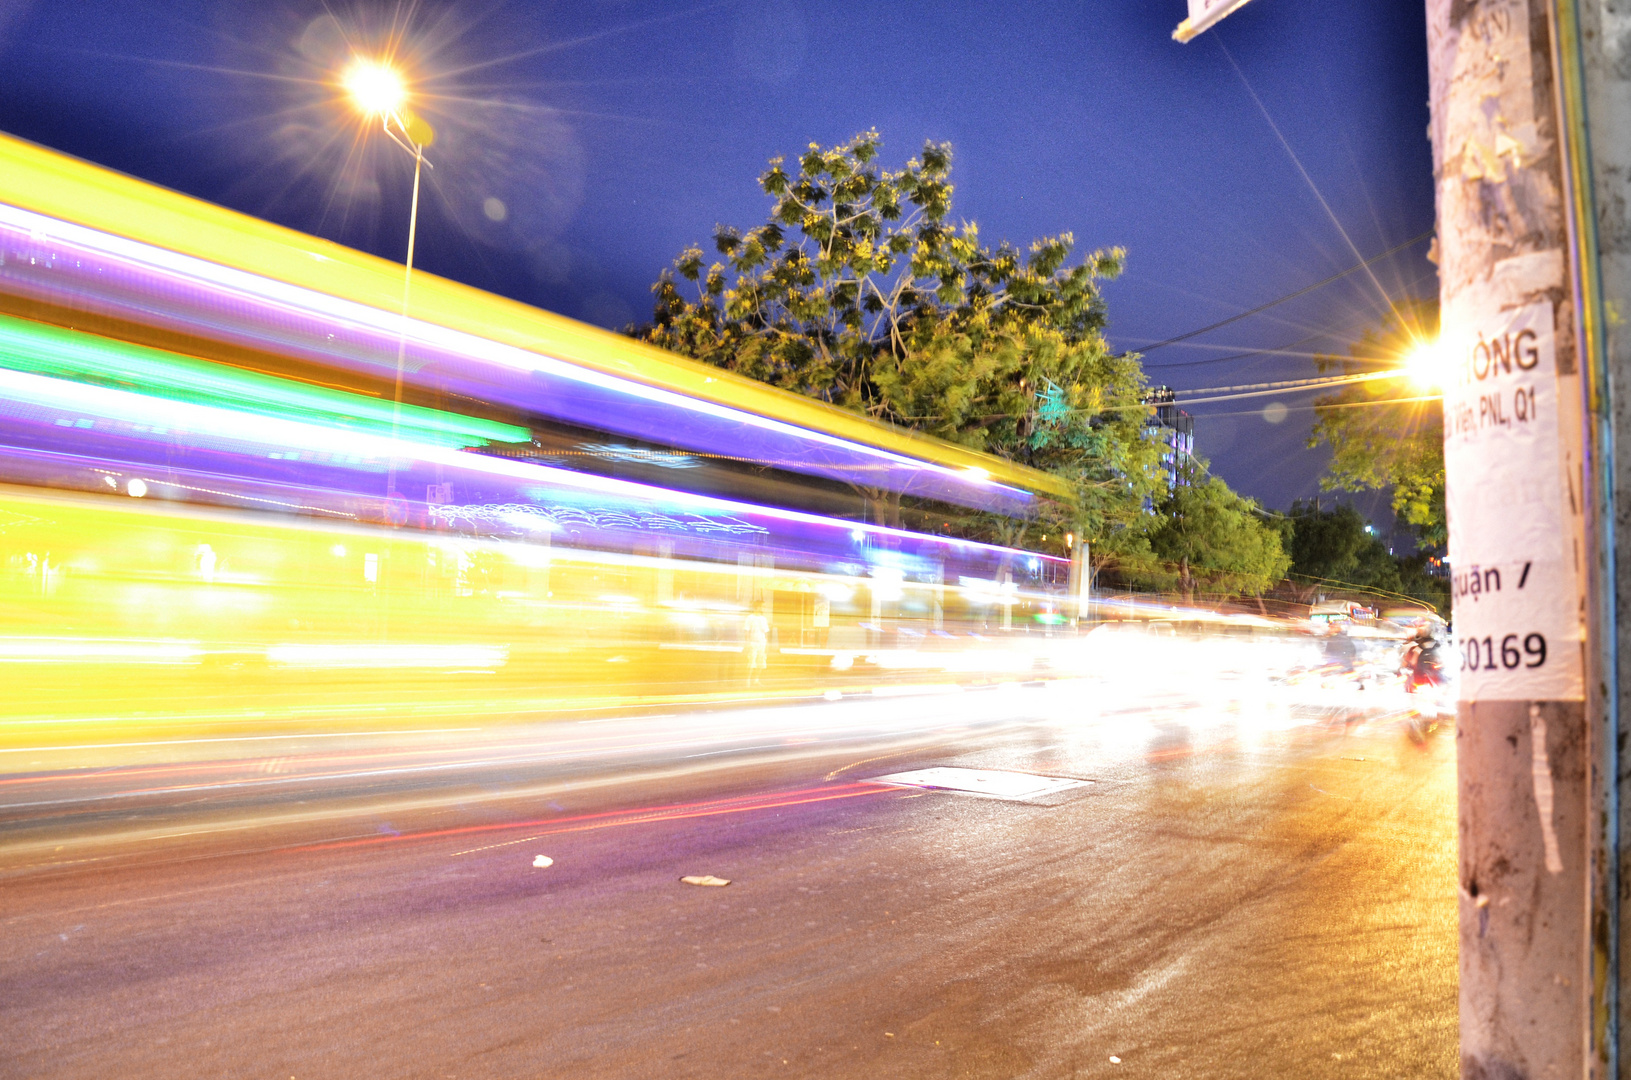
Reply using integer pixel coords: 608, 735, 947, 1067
869, 767, 1086, 801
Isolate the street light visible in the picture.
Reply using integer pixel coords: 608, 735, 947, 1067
340, 56, 435, 504
341, 59, 406, 118
1400, 338, 1454, 392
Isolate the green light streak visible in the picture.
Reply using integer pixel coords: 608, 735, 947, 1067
0, 314, 530, 448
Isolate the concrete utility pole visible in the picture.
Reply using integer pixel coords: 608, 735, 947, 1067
1426, 0, 1626, 1075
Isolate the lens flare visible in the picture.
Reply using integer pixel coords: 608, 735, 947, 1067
342, 57, 407, 117
1401, 338, 1452, 391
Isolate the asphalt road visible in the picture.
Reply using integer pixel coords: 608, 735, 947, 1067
0, 681, 1456, 1079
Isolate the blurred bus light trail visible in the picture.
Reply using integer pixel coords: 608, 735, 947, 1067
0, 132, 1448, 873
0, 638, 204, 664
264, 644, 509, 669
0, 196, 1039, 515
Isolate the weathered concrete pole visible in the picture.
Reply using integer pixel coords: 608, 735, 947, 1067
1426, 1, 1600, 1075
1553, 0, 1631, 1072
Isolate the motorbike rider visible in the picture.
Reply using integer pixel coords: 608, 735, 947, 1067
1400, 629, 1443, 693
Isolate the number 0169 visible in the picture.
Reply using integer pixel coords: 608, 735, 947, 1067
1461, 633, 1547, 671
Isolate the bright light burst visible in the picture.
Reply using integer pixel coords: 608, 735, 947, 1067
341, 57, 407, 118
1400, 338, 1453, 391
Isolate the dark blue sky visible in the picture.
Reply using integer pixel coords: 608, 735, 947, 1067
0, 0, 1435, 521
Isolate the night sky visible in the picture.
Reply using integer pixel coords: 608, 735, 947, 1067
0, 0, 1435, 525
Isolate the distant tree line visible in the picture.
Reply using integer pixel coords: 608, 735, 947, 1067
1271, 501, 1448, 614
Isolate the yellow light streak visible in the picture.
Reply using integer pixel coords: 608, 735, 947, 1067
265, 644, 508, 669
0, 485, 1084, 757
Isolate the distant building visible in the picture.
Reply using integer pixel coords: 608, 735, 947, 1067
1144, 386, 1194, 492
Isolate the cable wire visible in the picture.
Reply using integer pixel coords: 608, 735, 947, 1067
1124, 230, 1431, 357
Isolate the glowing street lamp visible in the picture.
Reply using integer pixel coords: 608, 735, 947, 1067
340, 56, 436, 502
342, 58, 406, 118
342, 58, 437, 152
1400, 338, 1454, 392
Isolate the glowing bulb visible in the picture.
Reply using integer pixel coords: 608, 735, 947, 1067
342, 58, 407, 117
1401, 339, 1452, 391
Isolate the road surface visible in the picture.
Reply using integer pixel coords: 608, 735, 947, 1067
0, 680, 1456, 1078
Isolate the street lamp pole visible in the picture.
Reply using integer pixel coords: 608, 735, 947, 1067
341, 58, 435, 509
383, 118, 431, 510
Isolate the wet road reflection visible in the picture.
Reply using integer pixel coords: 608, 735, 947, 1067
1, 644, 1455, 1078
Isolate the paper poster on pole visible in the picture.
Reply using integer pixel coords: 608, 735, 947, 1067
1441, 299, 1584, 701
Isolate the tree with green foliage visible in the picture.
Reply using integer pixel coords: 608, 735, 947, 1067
632, 130, 1165, 550
1142, 463, 1291, 600
1277, 499, 1448, 613
1281, 501, 1376, 585
1308, 299, 1445, 546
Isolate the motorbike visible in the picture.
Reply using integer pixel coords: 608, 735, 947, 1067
1402, 638, 1448, 742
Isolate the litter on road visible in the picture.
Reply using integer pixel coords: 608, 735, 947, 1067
532, 855, 554, 868
680, 875, 730, 887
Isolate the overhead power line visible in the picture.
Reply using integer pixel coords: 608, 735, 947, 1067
1125, 230, 1433, 357
1143, 266, 1441, 371
1179, 393, 1441, 420
1143, 331, 1328, 370
1175, 372, 1392, 397
1165, 377, 1401, 409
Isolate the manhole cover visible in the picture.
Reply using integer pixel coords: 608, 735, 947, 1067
869, 767, 1087, 801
